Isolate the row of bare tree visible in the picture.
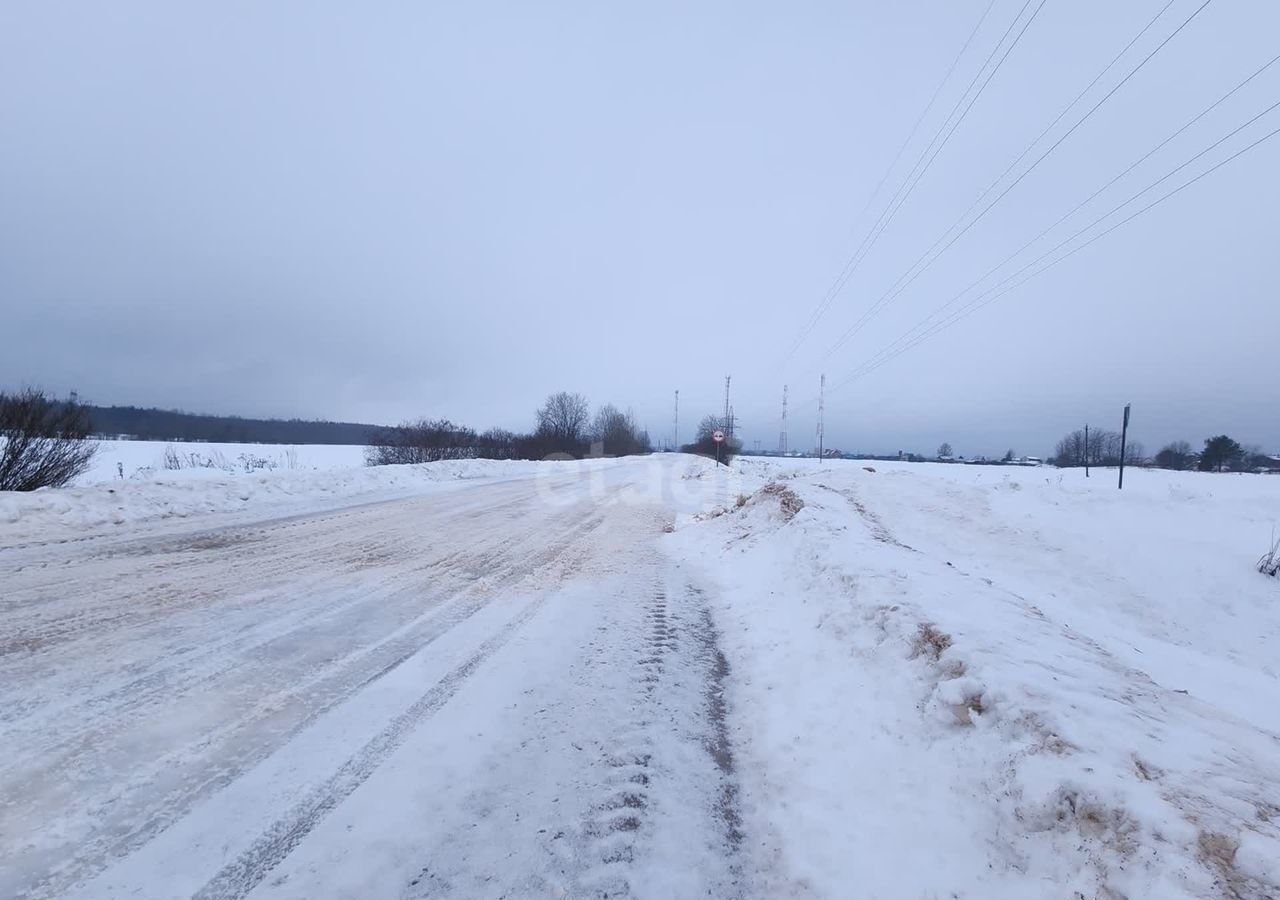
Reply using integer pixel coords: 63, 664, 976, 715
1051, 428, 1145, 469
365, 392, 652, 466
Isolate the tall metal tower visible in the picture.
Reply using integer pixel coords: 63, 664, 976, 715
723, 375, 733, 437
816, 373, 825, 459
778, 385, 789, 455
673, 389, 679, 451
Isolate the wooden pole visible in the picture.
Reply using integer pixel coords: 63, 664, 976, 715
1118, 404, 1131, 490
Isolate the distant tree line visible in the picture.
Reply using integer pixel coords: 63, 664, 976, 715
86, 405, 379, 445
1051, 428, 1276, 473
1152, 434, 1275, 473
365, 392, 652, 465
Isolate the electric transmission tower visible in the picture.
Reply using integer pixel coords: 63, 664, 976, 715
723, 375, 732, 437
778, 385, 789, 455
816, 373, 825, 459
673, 389, 679, 451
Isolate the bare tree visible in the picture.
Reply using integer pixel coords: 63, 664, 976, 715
1054, 428, 1128, 467
1053, 429, 1087, 467
684, 413, 739, 463
0, 389, 99, 491
1154, 440, 1195, 470
937, 442, 953, 459
695, 414, 725, 443
589, 404, 650, 456
536, 392, 589, 443
1241, 443, 1268, 473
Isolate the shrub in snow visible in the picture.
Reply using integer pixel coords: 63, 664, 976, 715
161, 445, 237, 473
910, 622, 953, 661
758, 481, 804, 521
1259, 533, 1279, 577
237, 452, 276, 473
0, 389, 98, 491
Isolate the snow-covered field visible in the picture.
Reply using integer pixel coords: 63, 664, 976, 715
81, 440, 368, 484
674, 459, 1280, 899
2, 453, 1277, 898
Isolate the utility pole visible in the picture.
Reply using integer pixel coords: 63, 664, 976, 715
816, 373, 825, 460
1085, 424, 1090, 478
1118, 404, 1132, 490
778, 385, 789, 455
673, 389, 679, 451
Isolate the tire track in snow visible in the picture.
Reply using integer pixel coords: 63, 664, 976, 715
2, 480, 562, 730
551, 576, 746, 899
570, 581, 670, 896
3, 489, 540, 735
690, 587, 746, 858
192, 591, 552, 900
8, 499, 609, 900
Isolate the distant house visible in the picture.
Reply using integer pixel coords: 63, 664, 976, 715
1256, 455, 1280, 474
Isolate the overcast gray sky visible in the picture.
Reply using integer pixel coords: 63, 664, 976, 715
2, 0, 1277, 457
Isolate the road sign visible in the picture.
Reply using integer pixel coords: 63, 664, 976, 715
712, 430, 725, 443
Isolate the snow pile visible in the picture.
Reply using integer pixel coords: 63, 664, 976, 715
669, 461, 1280, 899
0, 457, 620, 543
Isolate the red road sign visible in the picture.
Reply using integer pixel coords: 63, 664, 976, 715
712, 430, 725, 443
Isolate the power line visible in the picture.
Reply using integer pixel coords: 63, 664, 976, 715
845, 93, 1280, 383
942, 0, 1178, 242
779, 0, 1037, 365
830, 107, 1280, 391
842, 52, 1280, 380
840, 0, 1048, 297
780, 0, 998, 363
818, 0, 1216, 364
841, 0, 1000, 241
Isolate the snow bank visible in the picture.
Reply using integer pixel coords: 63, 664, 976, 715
0, 457, 618, 544
669, 459, 1280, 899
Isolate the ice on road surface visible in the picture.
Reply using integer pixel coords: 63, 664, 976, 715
2, 459, 743, 899
3, 455, 1278, 899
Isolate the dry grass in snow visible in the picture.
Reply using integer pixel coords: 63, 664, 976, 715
668, 459, 1280, 900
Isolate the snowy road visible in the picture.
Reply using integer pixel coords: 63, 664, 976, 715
1, 462, 745, 899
